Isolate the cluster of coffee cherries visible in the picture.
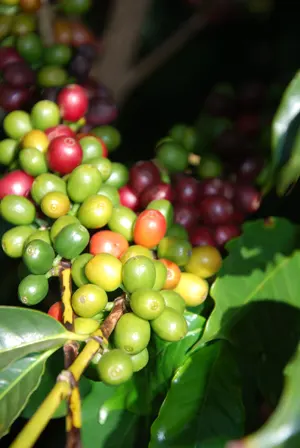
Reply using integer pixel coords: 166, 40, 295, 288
0, 84, 223, 385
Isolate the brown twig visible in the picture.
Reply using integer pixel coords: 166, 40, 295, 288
37, 0, 55, 47
101, 294, 126, 339
116, 13, 207, 104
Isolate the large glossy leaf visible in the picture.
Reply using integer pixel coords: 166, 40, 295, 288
0, 348, 57, 438
272, 70, 300, 170
150, 340, 244, 447
0, 306, 78, 370
99, 312, 205, 419
229, 344, 300, 448
197, 218, 300, 345
81, 382, 139, 448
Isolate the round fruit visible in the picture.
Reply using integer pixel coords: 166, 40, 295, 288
12, 13, 36, 36
0, 170, 34, 199
130, 348, 149, 372
19, 148, 48, 177
1, 195, 35, 225
16, 32, 42, 63
159, 258, 181, 289
74, 317, 100, 335
26, 229, 51, 245
22, 130, 49, 154
88, 156, 112, 182
139, 183, 172, 210
156, 141, 189, 172
72, 284, 108, 318
122, 256, 156, 293
41, 191, 70, 218
198, 196, 234, 226
4, 110, 32, 139
130, 289, 165, 320
97, 349, 133, 386
152, 259, 167, 291
157, 237, 192, 267
151, 307, 188, 342
57, 84, 88, 122
185, 246, 222, 279
31, 100, 60, 131
146, 199, 174, 229
47, 136, 83, 175
77, 194, 113, 229
174, 272, 209, 306
97, 184, 119, 206
197, 154, 223, 178
48, 301, 63, 322
20, 0, 42, 13
18, 274, 49, 305
108, 205, 136, 242
23, 239, 55, 274
160, 290, 185, 314
67, 164, 102, 203
89, 230, 128, 258
91, 125, 121, 152
174, 203, 198, 231
114, 313, 151, 355
45, 124, 75, 141
120, 245, 153, 265
119, 185, 139, 211
214, 224, 241, 248
71, 253, 93, 288
50, 215, 79, 242
166, 223, 189, 240
80, 136, 104, 163
44, 44, 72, 66
0, 139, 18, 166
133, 209, 167, 249
85, 253, 122, 292
129, 160, 161, 195
37, 65, 68, 88
234, 185, 261, 214
54, 223, 90, 259
31, 173, 67, 204
2, 225, 34, 258
105, 163, 129, 189
189, 226, 216, 247
173, 175, 198, 204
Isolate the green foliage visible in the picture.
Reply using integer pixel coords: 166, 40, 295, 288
0, 348, 57, 438
198, 217, 300, 344
231, 344, 300, 447
0, 307, 77, 370
150, 340, 244, 447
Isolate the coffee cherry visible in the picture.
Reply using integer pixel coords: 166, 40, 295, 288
97, 349, 133, 386
2, 225, 34, 258
54, 223, 90, 259
174, 272, 209, 307
85, 253, 122, 292
134, 209, 167, 249
151, 307, 188, 342
122, 255, 156, 293
74, 317, 100, 335
47, 136, 83, 175
114, 313, 151, 355
160, 290, 186, 314
234, 184, 261, 214
130, 289, 165, 320
185, 246, 222, 278
129, 160, 161, 195
57, 84, 88, 122
71, 284, 108, 318
1, 194, 36, 225
152, 259, 167, 291
130, 348, 149, 372
48, 301, 63, 322
198, 195, 234, 226
23, 239, 55, 275
18, 274, 49, 305
71, 253, 93, 288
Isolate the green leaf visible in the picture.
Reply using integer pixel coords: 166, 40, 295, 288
0, 348, 57, 438
197, 218, 300, 345
99, 312, 205, 418
272, 70, 300, 170
150, 340, 244, 447
276, 126, 300, 195
22, 350, 92, 420
230, 344, 300, 448
81, 382, 139, 448
0, 306, 77, 370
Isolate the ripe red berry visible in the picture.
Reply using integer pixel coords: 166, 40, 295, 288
48, 301, 64, 322
214, 224, 241, 248
174, 203, 198, 230
139, 183, 172, 209
119, 185, 139, 211
129, 160, 161, 195
234, 185, 261, 214
198, 195, 234, 226
174, 175, 198, 204
0, 170, 34, 199
189, 226, 216, 247
57, 84, 89, 122
45, 124, 76, 142
47, 136, 83, 175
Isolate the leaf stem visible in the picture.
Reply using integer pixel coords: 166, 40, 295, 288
68, 204, 80, 217
9, 296, 126, 448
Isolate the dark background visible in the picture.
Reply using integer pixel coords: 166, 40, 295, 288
4, 0, 300, 446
